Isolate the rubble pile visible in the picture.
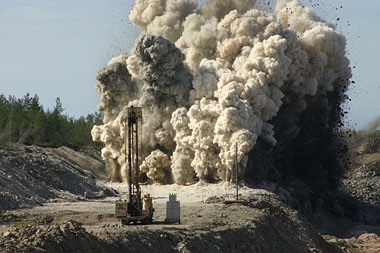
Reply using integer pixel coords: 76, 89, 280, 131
341, 153, 380, 226
0, 145, 114, 211
0, 220, 112, 253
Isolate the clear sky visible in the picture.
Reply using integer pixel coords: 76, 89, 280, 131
0, 0, 379, 129
0, 0, 138, 118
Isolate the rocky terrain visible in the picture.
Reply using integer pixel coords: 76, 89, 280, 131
341, 132, 380, 226
0, 135, 379, 252
0, 145, 113, 211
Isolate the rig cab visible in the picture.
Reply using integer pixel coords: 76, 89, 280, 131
115, 194, 154, 225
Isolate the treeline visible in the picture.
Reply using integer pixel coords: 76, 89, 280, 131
0, 93, 103, 148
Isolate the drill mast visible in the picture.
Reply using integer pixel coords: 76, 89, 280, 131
116, 106, 153, 225
125, 106, 142, 215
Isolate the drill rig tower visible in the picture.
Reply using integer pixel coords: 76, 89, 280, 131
115, 106, 154, 225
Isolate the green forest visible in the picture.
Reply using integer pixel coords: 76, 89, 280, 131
0, 93, 102, 148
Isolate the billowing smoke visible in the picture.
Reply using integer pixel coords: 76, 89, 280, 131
140, 150, 171, 184
92, 0, 351, 190
367, 117, 380, 132
129, 0, 198, 42
92, 33, 193, 182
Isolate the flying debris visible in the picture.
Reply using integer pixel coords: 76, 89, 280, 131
92, 0, 351, 192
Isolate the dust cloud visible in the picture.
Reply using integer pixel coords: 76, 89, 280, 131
92, 0, 351, 186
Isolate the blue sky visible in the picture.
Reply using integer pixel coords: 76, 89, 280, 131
0, 0, 138, 118
0, 0, 379, 129
339, 0, 380, 129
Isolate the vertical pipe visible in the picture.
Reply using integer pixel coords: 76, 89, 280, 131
124, 118, 128, 187
135, 115, 139, 188
128, 111, 132, 200
235, 142, 238, 201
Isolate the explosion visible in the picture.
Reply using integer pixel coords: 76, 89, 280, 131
92, 0, 351, 190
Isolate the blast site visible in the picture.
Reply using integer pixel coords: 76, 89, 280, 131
1, 0, 380, 252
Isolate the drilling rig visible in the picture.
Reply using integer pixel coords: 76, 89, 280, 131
115, 106, 154, 225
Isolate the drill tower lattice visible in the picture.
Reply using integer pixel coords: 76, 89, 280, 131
125, 106, 142, 216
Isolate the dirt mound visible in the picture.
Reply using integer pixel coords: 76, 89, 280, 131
324, 229, 380, 253
0, 145, 113, 211
54, 146, 107, 180
0, 220, 111, 253
339, 132, 380, 226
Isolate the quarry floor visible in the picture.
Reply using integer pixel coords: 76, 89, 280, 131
0, 183, 263, 234
0, 198, 259, 235
1, 182, 380, 252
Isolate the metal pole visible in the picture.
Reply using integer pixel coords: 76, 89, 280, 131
124, 118, 128, 190
128, 112, 132, 199
235, 142, 238, 201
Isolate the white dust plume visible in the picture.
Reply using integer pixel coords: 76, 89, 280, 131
92, 0, 351, 185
